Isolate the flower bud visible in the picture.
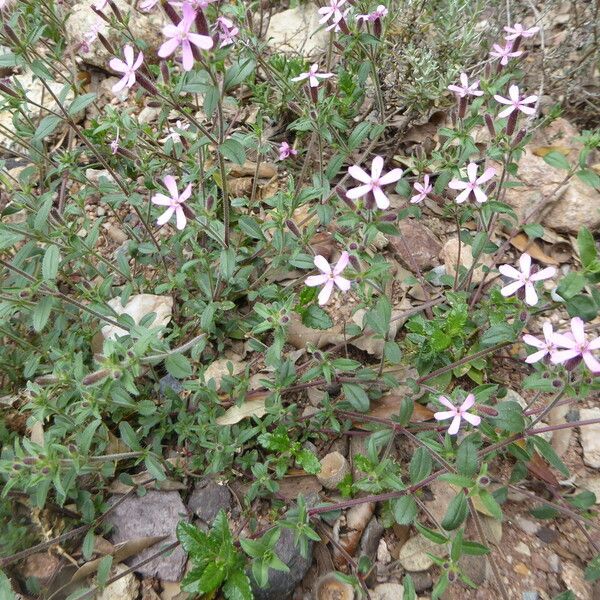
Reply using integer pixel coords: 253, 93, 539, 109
348, 241, 359, 251
181, 202, 196, 220
116, 147, 137, 161
505, 110, 518, 136
205, 195, 214, 211
68, 444, 77, 453
448, 570, 458, 583
280, 314, 290, 325
484, 63, 492, 79
97, 32, 116, 55
112, 369, 122, 380
0, 79, 19, 99
511, 128, 527, 148
35, 375, 59, 385
160, 61, 170, 85
286, 219, 302, 238
137, 73, 158, 96
381, 213, 397, 222
373, 17, 382, 38
309, 85, 318, 104
458, 95, 468, 119
12, 463, 22, 471
82, 369, 111, 386
41, 467, 51, 475
511, 36, 522, 53
313, 351, 323, 361
162, 0, 180, 25
339, 18, 350, 35
349, 254, 361, 271
107, 0, 124, 23
195, 9, 209, 36
92, 6, 111, 23
477, 405, 498, 416
519, 310, 528, 322
23, 456, 37, 465
484, 113, 496, 137
3, 24, 20, 45
552, 379, 563, 388
477, 475, 491, 487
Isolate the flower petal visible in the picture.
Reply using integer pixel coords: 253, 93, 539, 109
570, 317, 586, 345
500, 280, 524, 297
163, 175, 178, 199
522, 334, 545, 349
454, 188, 470, 204
466, 162, 478, 183
524, 282, 539, 306
525, 349, 548, 363
175, 206, 187, 230
346, 184, 372, 199
530, 266, 556, 281
476, 167, 496, 185
373, 187, 390, 209
189, 32, 214, 50
473, 186, 488, 203
158, 37, 179, 58
519, 253, 532, 276
305, 274, 329, 287
379, 168, 403, 185
552, 333, 577, 349
334, 276, 351, 291
463, 413, 481, 427
447, 414, 462, 435
111, 75, 129, 93
123, 44, 134, 66
333, 251, 349, 276
434, 411, 455, 421
348, 165, 371, 183
313, 254, 331, 274
179, 183, 193, 203
583, 352, 600, 374
318, 279, 335, 305
371, 155, 384, 179
438, 396, 455, 410
448, 178, 468, 190
498, 264, 521, 279
588, 337, 600, 350
460, 394, 475, 411
156, 207, 174, 225
109, 58, 127, 72
497, 106, 515, 119
151, 193, 173, 206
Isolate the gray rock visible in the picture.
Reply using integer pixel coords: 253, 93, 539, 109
459, 554, 490, 586
372, 583, 405, 600
159, 374, 183, 398
579, 408, 600, 468
266, 6, 328, 57
536, 526, 558, 544
389, 220, 442, 271
66, 0, 168, 69
250, 527, 312, 600
522, 593, 538, 600
106, 491, 189, 581
359, 517, 385, 561
410, 571, 433, 593
514, 516, 539, 536
187, 480, 232, 526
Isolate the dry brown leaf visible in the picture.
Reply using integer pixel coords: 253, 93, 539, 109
216, 396, 267, 425
527, 452, 559, 487
532, 145, 571, 158
510, 233, 559, 266
101, 294, 173, 340
30, 420, 45, 445
276, 475, 322, 500
227, 161, 277, 179
353, 395, 433, 428
71, 535, 166, 583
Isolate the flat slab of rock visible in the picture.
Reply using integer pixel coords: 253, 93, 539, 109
389, 220, 442, 271
106, 491, 189, 581
398, 534, 440, 572
266, 6, 328, 57
580, 408, 600, 468
187, 480, 233, 526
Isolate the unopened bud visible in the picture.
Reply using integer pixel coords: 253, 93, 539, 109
348, 241, 359, 251
116, 147, 137, 161
373, 17, 382, 37
181, 203, 196, 220
97, 32, 116, 55
484, 113, 496, 137
511, 128, 527, 148
41, 467, 51, 475
22, 456, 37, 465
484, 62, 491, 79
552, 379, 563, 388
505, 110, 518, 136
35, 375, 59, 385
485, 181, 496, 195
92, 6, 111, 23
162, 0, 180, 25
477, 475, 491, 487
195, 9, 209, 36
68, 444, 77, 453
3, 24, 20, 44
0, 79, 19, 99
205, 195, 214, 211
309, 85, 318, 104
349, 254, 361, 271
137, 73, 158, 96
12, 463, 22, 471
511, 36, 522, 53
107, 0, 124, 23
458, 95, 468, 119
112, 369, 122, 380
448, 570, 458, 583
339, 17, 350, 35
381, 213, 397, 222
160, 61, 170, 85
477, 405, 498, 416
286, 219, 302, 238
519, 310, 528, 322
280, 314, 290, 324
313, 351, 323, 361
82, 368, 111, 386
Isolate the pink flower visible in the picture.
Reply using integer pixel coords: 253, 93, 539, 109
109, 45, 144, 93
110, 129, 119, 154
504, 23, 540, 41
489, 42, 523, 65
291, 63, 334, 88
93, 0, 108, 10
158, 3, 214, 71
278, 141, 297, 161
494, 85, 538, 118
552, 317, 600, 373
499, 253, 556, 306
347, 156, 403, 210
139, 0, 159, 11
448, 162, 496, 204
216, 16, 239, 47
305, 252, 351, 305
318, 0, 348, 26
170, 0, 215, 7
447, 73, 483, 98
411, 174, 432, 204
523, 322, 559, 363
82, 20, 102, 53
357, 4, 388, 21
151, 175, 192, 230
163, 120, 190, 143
434, 394, 481, 435
326, 8, 350, 32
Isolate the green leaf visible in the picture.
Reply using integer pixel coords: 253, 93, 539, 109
476, 489, 503, 520
118, 421, 142, 451
301, 305, 333, 330
415, 522, 449, 544
296, 448, 321, 474
238, 215, 265, 240
97, 555, 113, 587
198, 562, 225, 594
177, 521, 212, 556
220, 248, 236, 280
224, 58, 256, 91
584, 554, 600, 582
491, 401, 525, 433
409, 447, 432, 484
522, 224, 544, 240
578, 227, 598, 270
68, 93, 97, 115
441, 492, 468, 530
341, 383, 369, 412
348, 121, 373, 150
480, 323, 516, 346
565, 490, 596, 510
42, 244, 60, 280
32, 295, 54, 332
403, 574, 417, 600
576, 168, 600, 190
384, 340, 402, 363
461, 540, 490, 555
144, 453, 166, 481
531, 436, 569, 478
34, 115, 62, 141
557, 271, 587, 299
365, 296, 391, 337
165, 353, 193, 378
223, 569, 253, 600
543, 151, 570, 170
456, 440, 478, 478
220, 139, 246, 165
392, 496, 418, 525
398, 398, 414, 426
565, 294, 598, 321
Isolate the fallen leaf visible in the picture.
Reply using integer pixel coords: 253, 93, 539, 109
276, 475, 322, 500
203, 355, 245, 391
227, 160, 277, 179
354, 394, 433, 427
527, 453, 559, 487
71, 536, 166, 583
532, 145, 571, 158
286, 313, 344, 350
216, 396, 267, 425
101, 294, 173, 340
510, 233, 559, 266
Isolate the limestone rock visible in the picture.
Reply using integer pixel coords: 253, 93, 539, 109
106, 491, 189, 581
389, 220, 442, 271
372, 583, 405, 600
398, 535, 441, 572
66, 0, 168, 69
96, 564, 139, 600
266, 6, 328, 57
440, 237, 492, 285
579, 408, 600, 468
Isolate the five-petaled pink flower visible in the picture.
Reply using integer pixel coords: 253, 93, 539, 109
552, 317, 600, 373
151, 175, 192, 230
448, 162, 496, 204
93, 0, 108, 10
504, 23, 540, 41
357, 4, 388, 21
139, 0, 159, 11
411, 174, 432, 204
499, 253, 556, 306
291, 63, 334, 88
448, 73, 484, 98
435, 394, 481, 435
490, 42, 523, 65
347, 156, 403, 210
278, 141, 297, 161
318, 0, 348, 26
163, 120, 190, 144
109, 45, 144, 93
110, 129, 119, 154
494, 85, 538, 118
306, 252, 351, 305
523, 322, 559, 364
158, 3, 214, 72
216, 16, 239, 47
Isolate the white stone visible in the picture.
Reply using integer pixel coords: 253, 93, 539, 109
96, 564, 139, 600
101, 294, 173, 340
580, 408, 600, 468
266, 6, 329, 57
372, 583, 405, 600
398, 535, 441, 572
